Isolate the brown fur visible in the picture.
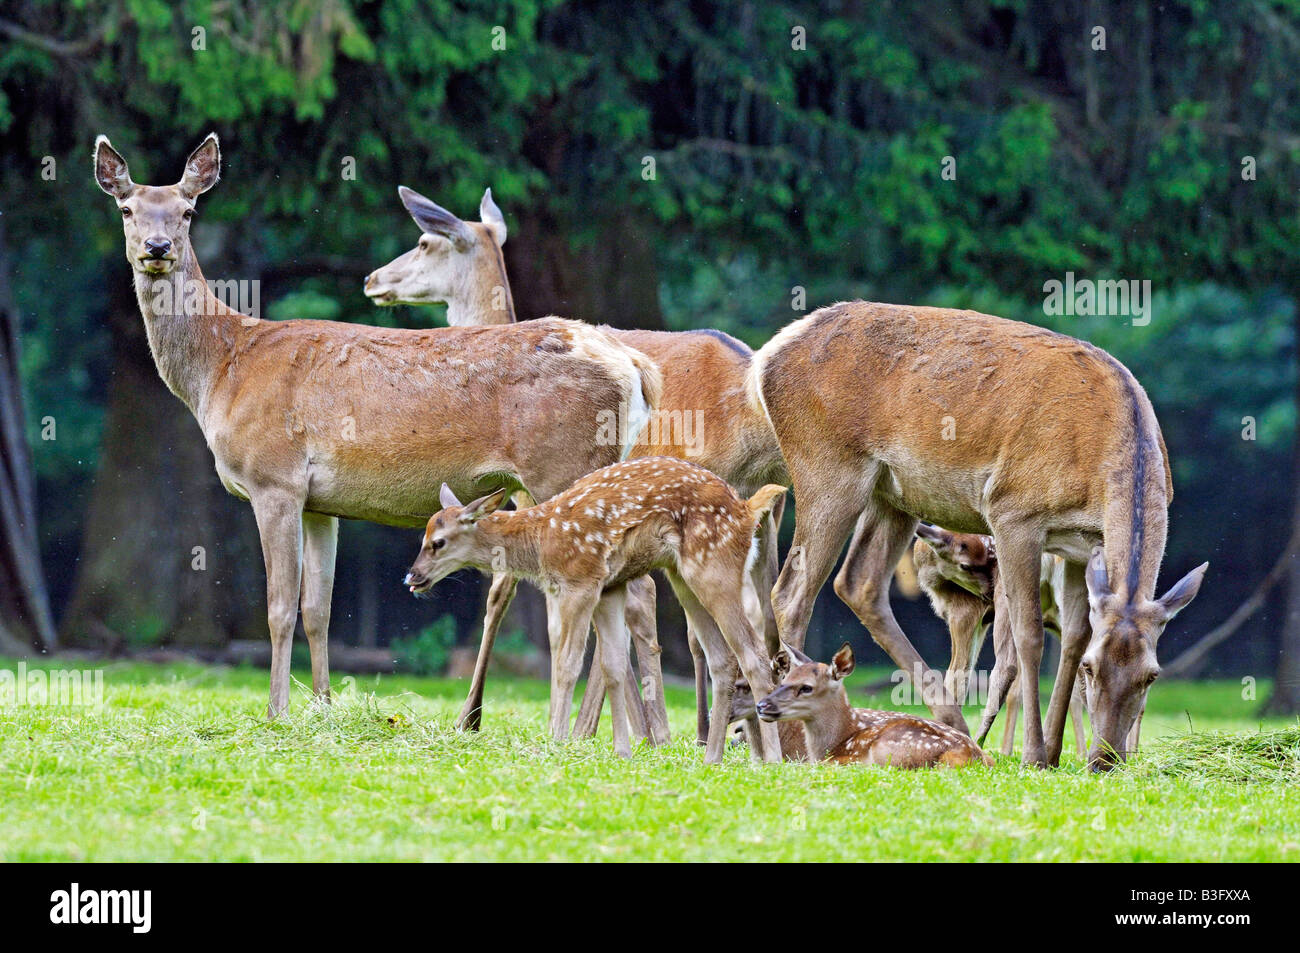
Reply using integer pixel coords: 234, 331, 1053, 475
405, 457, 788, 763
751, 300, 1207, 770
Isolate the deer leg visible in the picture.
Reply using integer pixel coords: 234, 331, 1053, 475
545, 587, 598, 743
455, 572, 518, 731
625, 575, 669, 745
990, 523, 1048, 767
683, 564, 782, 765
689, 624, 709, 745
753, 502, 784, 657
666, 570, 752, 764
1071, 681, 1088, 754
251, 493, 305, 719
833, 505, 967, 732
299, 512, 338, 702
772, 487, 868, 652
1001, 675, 1021, 756
976, 596, 1016, 747
572, 661, 607, 740
1044, 561, 1089, 767
943, 601, 988, 707
592, 587, 634, 758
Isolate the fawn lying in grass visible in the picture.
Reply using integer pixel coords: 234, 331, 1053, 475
403, 456, 787, 762
753, 643, 993, 768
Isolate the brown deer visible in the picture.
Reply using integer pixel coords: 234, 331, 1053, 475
402, 456, 788, 762
912, 524, 1088, 756
365, 187, 788, 745
749, 301, 1207, 770
94, 134, 661, 718
754, 643, 992, 768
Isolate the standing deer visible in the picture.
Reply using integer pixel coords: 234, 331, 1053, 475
365, 187, 788, 745
912, 524, 1088, 756
401, 457, 788, 762
750, 301, 1207, 770
754, 643, 992, 768
94, 134, 661, 718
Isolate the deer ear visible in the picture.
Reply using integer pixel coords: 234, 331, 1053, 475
459, 486, 509, 523
479, 188, 506, 246
398, 185, 474, 249
1157, 562, 1208, 622
439, 483, 463, 510
178, 133, 221, 198
94, 136, 134, 199
787, 642, 813, 665
830, 642, 855, 680
1085, 546, 1112, 604
771, 649, 791, 680
914, 523, 946, 545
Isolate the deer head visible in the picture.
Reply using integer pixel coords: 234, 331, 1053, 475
1080, 546, 1207, 770
755, 642, 854, 723
364, 186, 511, 319
914, 523, 996, 598
94, 134, 221, 276
403, 484, 510, 596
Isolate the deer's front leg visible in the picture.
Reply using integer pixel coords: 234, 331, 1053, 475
251, 493, 305, 719
592, 587, 634, 758
545, 587, 598, 743
300, 512, 338, 702
456, 572, 518, 731
625, 575, 670, 745
991, 523, 1048, 767
975, 598, 1016, 748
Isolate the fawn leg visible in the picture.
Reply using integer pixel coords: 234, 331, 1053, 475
300, 512, 338, 702
975, 587, 1016, 747
626, 575, 669, 745
688, 625, 709, 745
545, 587, 599, 743
456, 572, 518, 731
592, 587, 634, 758
1044, 561, 1089, 767
1001, 675, 1021, 756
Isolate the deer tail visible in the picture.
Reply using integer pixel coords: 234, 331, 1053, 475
746, 484, 787, 524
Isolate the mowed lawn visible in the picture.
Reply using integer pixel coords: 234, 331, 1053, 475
2, 656, 1298, 861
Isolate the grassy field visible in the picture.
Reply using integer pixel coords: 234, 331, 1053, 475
2, 656, 1298, 861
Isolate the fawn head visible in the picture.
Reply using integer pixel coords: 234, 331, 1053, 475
403, 484, 510, 596
755, 642, 854, 723
914, 523, 996, 597
1080, 546, 1207, 770
94, 134, 221, 276
364, 186, 510, 316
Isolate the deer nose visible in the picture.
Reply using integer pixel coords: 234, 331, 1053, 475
144, 238, 172, 259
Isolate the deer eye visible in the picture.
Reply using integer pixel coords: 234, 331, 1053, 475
183, 208, 194, 220
1145, 671, 1160, 686
798, 684, 812, 695
431, 538, 445, 550
120, 206, 132, 217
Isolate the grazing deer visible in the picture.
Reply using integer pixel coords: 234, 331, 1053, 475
754, 643, 992, 768
750, 301, 1207, 770
366, 187, 788, 745
402, 457, 788, 762
913, 524, 1088, 756
95, 134, 661, 718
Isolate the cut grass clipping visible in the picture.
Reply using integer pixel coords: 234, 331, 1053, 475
1130, 724, 1300, 784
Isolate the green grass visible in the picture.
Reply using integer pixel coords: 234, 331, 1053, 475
2, 657, 1299, 861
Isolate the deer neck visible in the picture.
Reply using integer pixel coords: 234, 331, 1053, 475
445, 245, 517, 326
1102, 394, 1170, 605
799, 687, 859, 760
131, 249, 241, 419
473, 509, 544, 579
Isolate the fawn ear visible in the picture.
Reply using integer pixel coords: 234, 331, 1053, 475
459, 486, 509, 523
771, 649, 792, 680
1157, 562, 1208, 624
399, 185, 475, 249
914, 522, 947, 545
439, 483, 463, 510
178, 133, 221, 199
830, 642, 855, 680
479, 188, 506, 246
94, 136, 134, 199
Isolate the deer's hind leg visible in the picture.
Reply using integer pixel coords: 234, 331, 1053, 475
300, 512, 338, 702
456, 573, 518, 731
591, 586, 635, 758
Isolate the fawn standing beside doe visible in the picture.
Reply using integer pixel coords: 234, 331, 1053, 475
754, 643, 992, 768
403, 457, 787, 762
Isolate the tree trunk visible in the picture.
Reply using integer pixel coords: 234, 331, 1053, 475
1264, 307, 1300, 714
0, 212, 56, 655
58, 276, 262, 649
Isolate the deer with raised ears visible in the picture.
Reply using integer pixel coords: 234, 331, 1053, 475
754, 643, 992, 768
403, 456, 788, 762
750, 300, 1208, 770
365, 186, 788, 748
94, 134, 661, 718
913, 524, 1088, 757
